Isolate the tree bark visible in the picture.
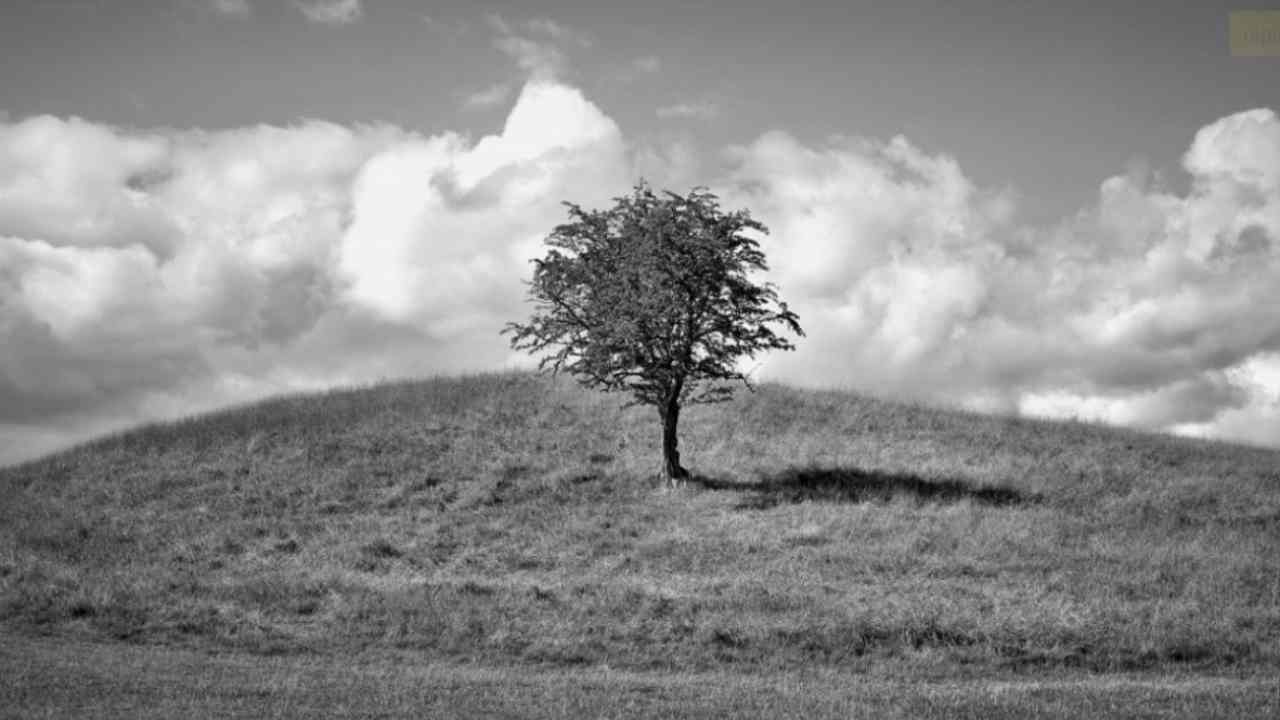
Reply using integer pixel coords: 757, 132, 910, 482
659, 394, 689, 487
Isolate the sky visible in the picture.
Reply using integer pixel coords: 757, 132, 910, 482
0, 0, 1278, 464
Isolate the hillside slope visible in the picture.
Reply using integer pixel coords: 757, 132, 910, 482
2, 372, 1278, 676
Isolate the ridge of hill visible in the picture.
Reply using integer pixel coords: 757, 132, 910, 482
2, 372, 1278, 677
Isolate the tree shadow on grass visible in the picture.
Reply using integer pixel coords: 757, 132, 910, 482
695, 466, 1038, 511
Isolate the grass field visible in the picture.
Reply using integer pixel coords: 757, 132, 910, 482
4, 634, 1277, 719
3, 372, 1280, 716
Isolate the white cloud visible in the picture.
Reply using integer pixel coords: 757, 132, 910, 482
1174, 354, 1280, 446
725, 109, 1280, 445
295, 0, 361, 26
0, 83, 1278, 466
211, 0, 251, 17
723, 131, 1011, 393
656, 101, 719, 120
1020, 373, 1248, 430
0, 83, 628, 465
0, 115, 178, 255
339, 82, 627, 327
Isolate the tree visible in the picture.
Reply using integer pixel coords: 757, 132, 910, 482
504, 183, 804, 486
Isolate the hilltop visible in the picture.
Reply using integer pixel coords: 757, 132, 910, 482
2, 372, 1278, 678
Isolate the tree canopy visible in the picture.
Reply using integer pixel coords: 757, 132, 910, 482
504, 182, 803, 482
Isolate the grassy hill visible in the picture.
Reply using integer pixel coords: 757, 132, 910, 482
2, 372, 1279, 682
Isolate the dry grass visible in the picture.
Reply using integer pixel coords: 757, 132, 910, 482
2, 371, 1278, 677
5, 634, 1278, 719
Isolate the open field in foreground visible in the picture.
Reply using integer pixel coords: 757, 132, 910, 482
4, 634, 1278, 719
3, 372, 1280, 715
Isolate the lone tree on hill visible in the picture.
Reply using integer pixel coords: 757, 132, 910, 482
504, 182, 804, 486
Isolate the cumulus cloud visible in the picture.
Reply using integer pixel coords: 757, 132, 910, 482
0, 82, 626, 465
295, 0, 361, 26
725, 109, 1280, 442
722, 131, 1013, 394
0, 80, 1277, 466
339, 82, 627, 328
1174, 353, 1280, 445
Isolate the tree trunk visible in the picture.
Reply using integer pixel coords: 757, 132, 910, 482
659, 395, 689, 487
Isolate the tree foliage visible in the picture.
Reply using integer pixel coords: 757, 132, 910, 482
504, 183, 803, 481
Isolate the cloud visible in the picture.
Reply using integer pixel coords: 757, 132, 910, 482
0, 116, 387, 451
631, 136, 703, 190
339, 82, 627, 327
0, 115, 179, 256
656, 101, 719, 121
486, 13, 590, 80
494, 38, 565, 80
462, 82, 514, 110
1173, 353, 1280, 445
724, 109, 1280, 444
0, 81, 627, 466
295, 0, 361, 26
1, 82, 1278, 466
210, 0, 251, 17
525, 18, 593, 46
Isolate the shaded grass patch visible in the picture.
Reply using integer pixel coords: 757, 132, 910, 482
699, 465, 1035, 510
